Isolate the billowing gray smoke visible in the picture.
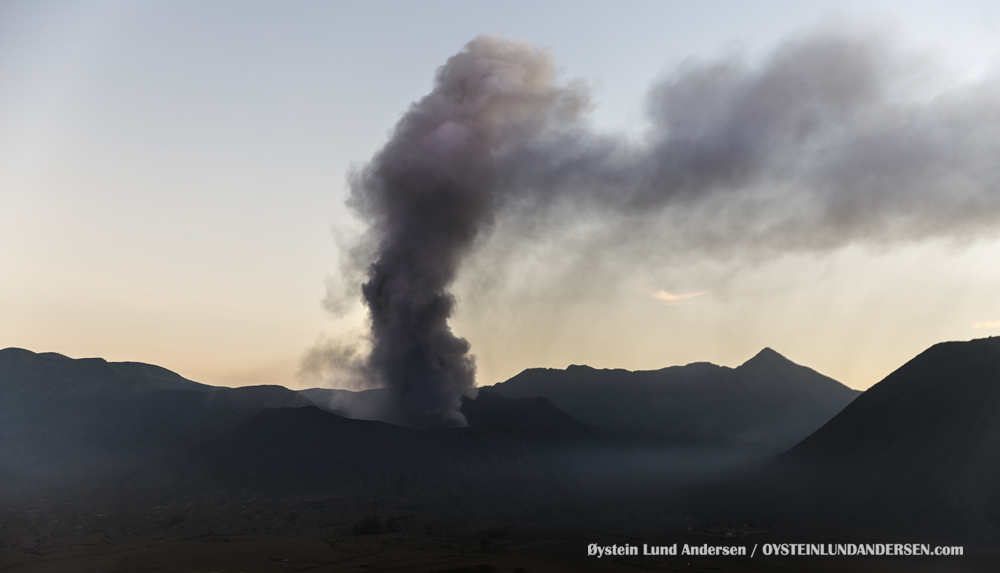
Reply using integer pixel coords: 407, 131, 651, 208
345, 38, 587, 427
335, 32, 1000, 428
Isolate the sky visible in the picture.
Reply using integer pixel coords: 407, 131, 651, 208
2, 0, 1000, 392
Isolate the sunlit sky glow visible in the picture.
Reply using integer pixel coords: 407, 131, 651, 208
653, 291, 709, 303
2, 1, 1000, 391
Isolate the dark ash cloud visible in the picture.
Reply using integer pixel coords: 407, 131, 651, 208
324, 31, 1000, 427
342, 37, 587, 428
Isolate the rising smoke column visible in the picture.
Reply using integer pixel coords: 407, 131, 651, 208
347, 37, 587, 428
337, 31, 1000, 428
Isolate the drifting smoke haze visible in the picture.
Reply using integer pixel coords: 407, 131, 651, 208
316, 31, 1000, 428
297, 335, 372, 390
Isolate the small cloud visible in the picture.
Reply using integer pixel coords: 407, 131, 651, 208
652, 290, 707, 305
972, 321, 1000, 329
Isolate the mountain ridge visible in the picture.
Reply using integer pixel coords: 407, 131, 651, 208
698, 336, 1000, 543
484, 348, 860, 447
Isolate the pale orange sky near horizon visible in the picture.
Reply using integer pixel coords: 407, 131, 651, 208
3, 1, 1000, 392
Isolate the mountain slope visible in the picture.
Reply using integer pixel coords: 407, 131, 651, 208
459, 391, 594, 433
696, 337, 1000, 542
300, 386, 602, 434
298, 387, 389, 420
108, 360, 218, 391
0, 348, 646, 506
486, 348, 860, 447
0, 348, 320, 499
774, 337, 1000, 540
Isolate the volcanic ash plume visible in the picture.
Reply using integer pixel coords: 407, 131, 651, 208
347, 37, 588, 428
336, 32, 1000, 428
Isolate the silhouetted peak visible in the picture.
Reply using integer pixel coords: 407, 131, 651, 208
38, 351, 71, 360
753, 347, 784, 360
566, 364, 636, 375
0, 347, 37, 360
679, 361, 724, 374
740, 347, 794, 369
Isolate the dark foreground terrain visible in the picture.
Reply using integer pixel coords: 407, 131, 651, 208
2, 340, 999, 571
3, 495, 998, 573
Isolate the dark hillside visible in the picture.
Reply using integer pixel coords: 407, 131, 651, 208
706, 337, 1000, 543
487, 348, 860, 447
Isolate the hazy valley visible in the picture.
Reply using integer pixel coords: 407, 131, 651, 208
2, 339, 999, 571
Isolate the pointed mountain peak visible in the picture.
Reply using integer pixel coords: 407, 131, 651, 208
741, 347, 792, 367
736, 348, 856, 401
